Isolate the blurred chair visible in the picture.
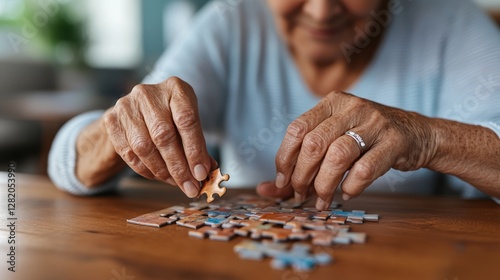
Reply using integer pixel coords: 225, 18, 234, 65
0, 59, 56, 172
0, 59, 57, 95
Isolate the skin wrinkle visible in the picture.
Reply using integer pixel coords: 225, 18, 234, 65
315, 138, 357, 195
428, 120, 500, 190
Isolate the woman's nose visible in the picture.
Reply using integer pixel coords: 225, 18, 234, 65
303, 0, 342, 22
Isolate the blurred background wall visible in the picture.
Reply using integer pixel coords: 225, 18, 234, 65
0, 0, 499, 174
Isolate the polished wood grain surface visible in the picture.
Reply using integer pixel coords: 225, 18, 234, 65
0, 172, 499, 280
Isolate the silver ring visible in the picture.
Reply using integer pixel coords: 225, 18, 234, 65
345, 130, 366, 154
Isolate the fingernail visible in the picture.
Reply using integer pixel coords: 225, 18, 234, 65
276, 172, 285, 188
316, 198, 329, 211
193, 164, 208, 181
295, 192, 305, 203
183, 181, 199, 198
342, 193, 351, 201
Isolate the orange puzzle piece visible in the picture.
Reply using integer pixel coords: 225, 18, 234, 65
197, 168, 230, 203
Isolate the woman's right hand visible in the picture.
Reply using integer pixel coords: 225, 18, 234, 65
78, 76, 214, 198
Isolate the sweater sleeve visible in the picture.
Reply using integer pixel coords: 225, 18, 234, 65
47, 111, 128, 195
435, 0, 500, 200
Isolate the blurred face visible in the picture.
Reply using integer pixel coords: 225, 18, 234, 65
267, 0, 385, 65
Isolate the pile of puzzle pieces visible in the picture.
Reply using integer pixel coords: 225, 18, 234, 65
127, 194, 379, 271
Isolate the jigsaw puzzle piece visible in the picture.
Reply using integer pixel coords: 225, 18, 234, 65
234, 240, 288, 260
261, 227, 293, 242
188, 226, 236, 241
188, 201, 209, 210
362, 214, 380, 222
327, 215, 347, 224
176, 214, 209, 229
271, 243, 333, 272
330, 209, 379, 224
197, 168, 230, 203
288, 231, 310, 241
204, 215, 229, 227
259, 213, 295, 225
179, 209, 206, 216
127, 206, 183, 227
206, 208, 233, 217
336, 232, 367, 244
230, 220, 273, 239
307, 230, 339, 246
311, 211, 331, 220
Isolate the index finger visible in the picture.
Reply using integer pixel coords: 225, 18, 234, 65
164, 77, 212, 181
275, 98, 333, 193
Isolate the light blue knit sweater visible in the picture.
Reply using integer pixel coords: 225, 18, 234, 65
49, 0, 500, 198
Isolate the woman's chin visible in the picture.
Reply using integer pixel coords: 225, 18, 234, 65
301, 47, 346, 66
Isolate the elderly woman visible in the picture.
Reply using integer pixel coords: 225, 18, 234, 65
49, 0, 500, 209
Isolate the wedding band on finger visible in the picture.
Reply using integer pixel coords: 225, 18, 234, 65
345, 130, 367, 154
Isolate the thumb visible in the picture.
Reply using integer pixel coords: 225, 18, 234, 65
256, 181, 294, 199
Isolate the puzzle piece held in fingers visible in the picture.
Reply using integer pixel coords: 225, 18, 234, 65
197, 168, 230, 203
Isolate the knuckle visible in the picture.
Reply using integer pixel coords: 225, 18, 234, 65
129, 136, 154, 157
290, 174, 309, 193
166, 76, 195, 97
131, 84, 149, 95
134, 164, 153, 179
173, 109, 198, 130
119, 147, 136, 163
275, 154, 287, 170
325, 144, 352, 168
150, 121, 176, 147
275, 149, 295, 172
303, 133, 327, 158
114, 97, 129, 110
352, 161, 375, 182
168, 162, 189, 180
315, 186, 331, 200
174, 76, 194, 90
314, 178, 332, 198
286, 119, 309, 139
166, 76, 183, 88
103, 111, 117, 128
345, 96, 365, 110
153, 169, 171, 181
184, 145, 200, 162
328, 90, 344, 98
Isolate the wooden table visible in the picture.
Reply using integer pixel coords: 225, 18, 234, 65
0, 172, 499, 280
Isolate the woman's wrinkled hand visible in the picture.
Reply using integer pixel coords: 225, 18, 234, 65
103, 76, 215, 198
270, 90, 437, 210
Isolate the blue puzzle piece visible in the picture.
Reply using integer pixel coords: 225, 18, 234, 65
235, 241, 332, 272
204, 215, 228, 227
234, 240, 287, 260
330, 210, 364, 217
206, 210, 232, 217
271, 243, 333, 271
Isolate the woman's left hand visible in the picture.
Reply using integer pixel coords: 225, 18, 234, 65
270, 90, 437, 210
